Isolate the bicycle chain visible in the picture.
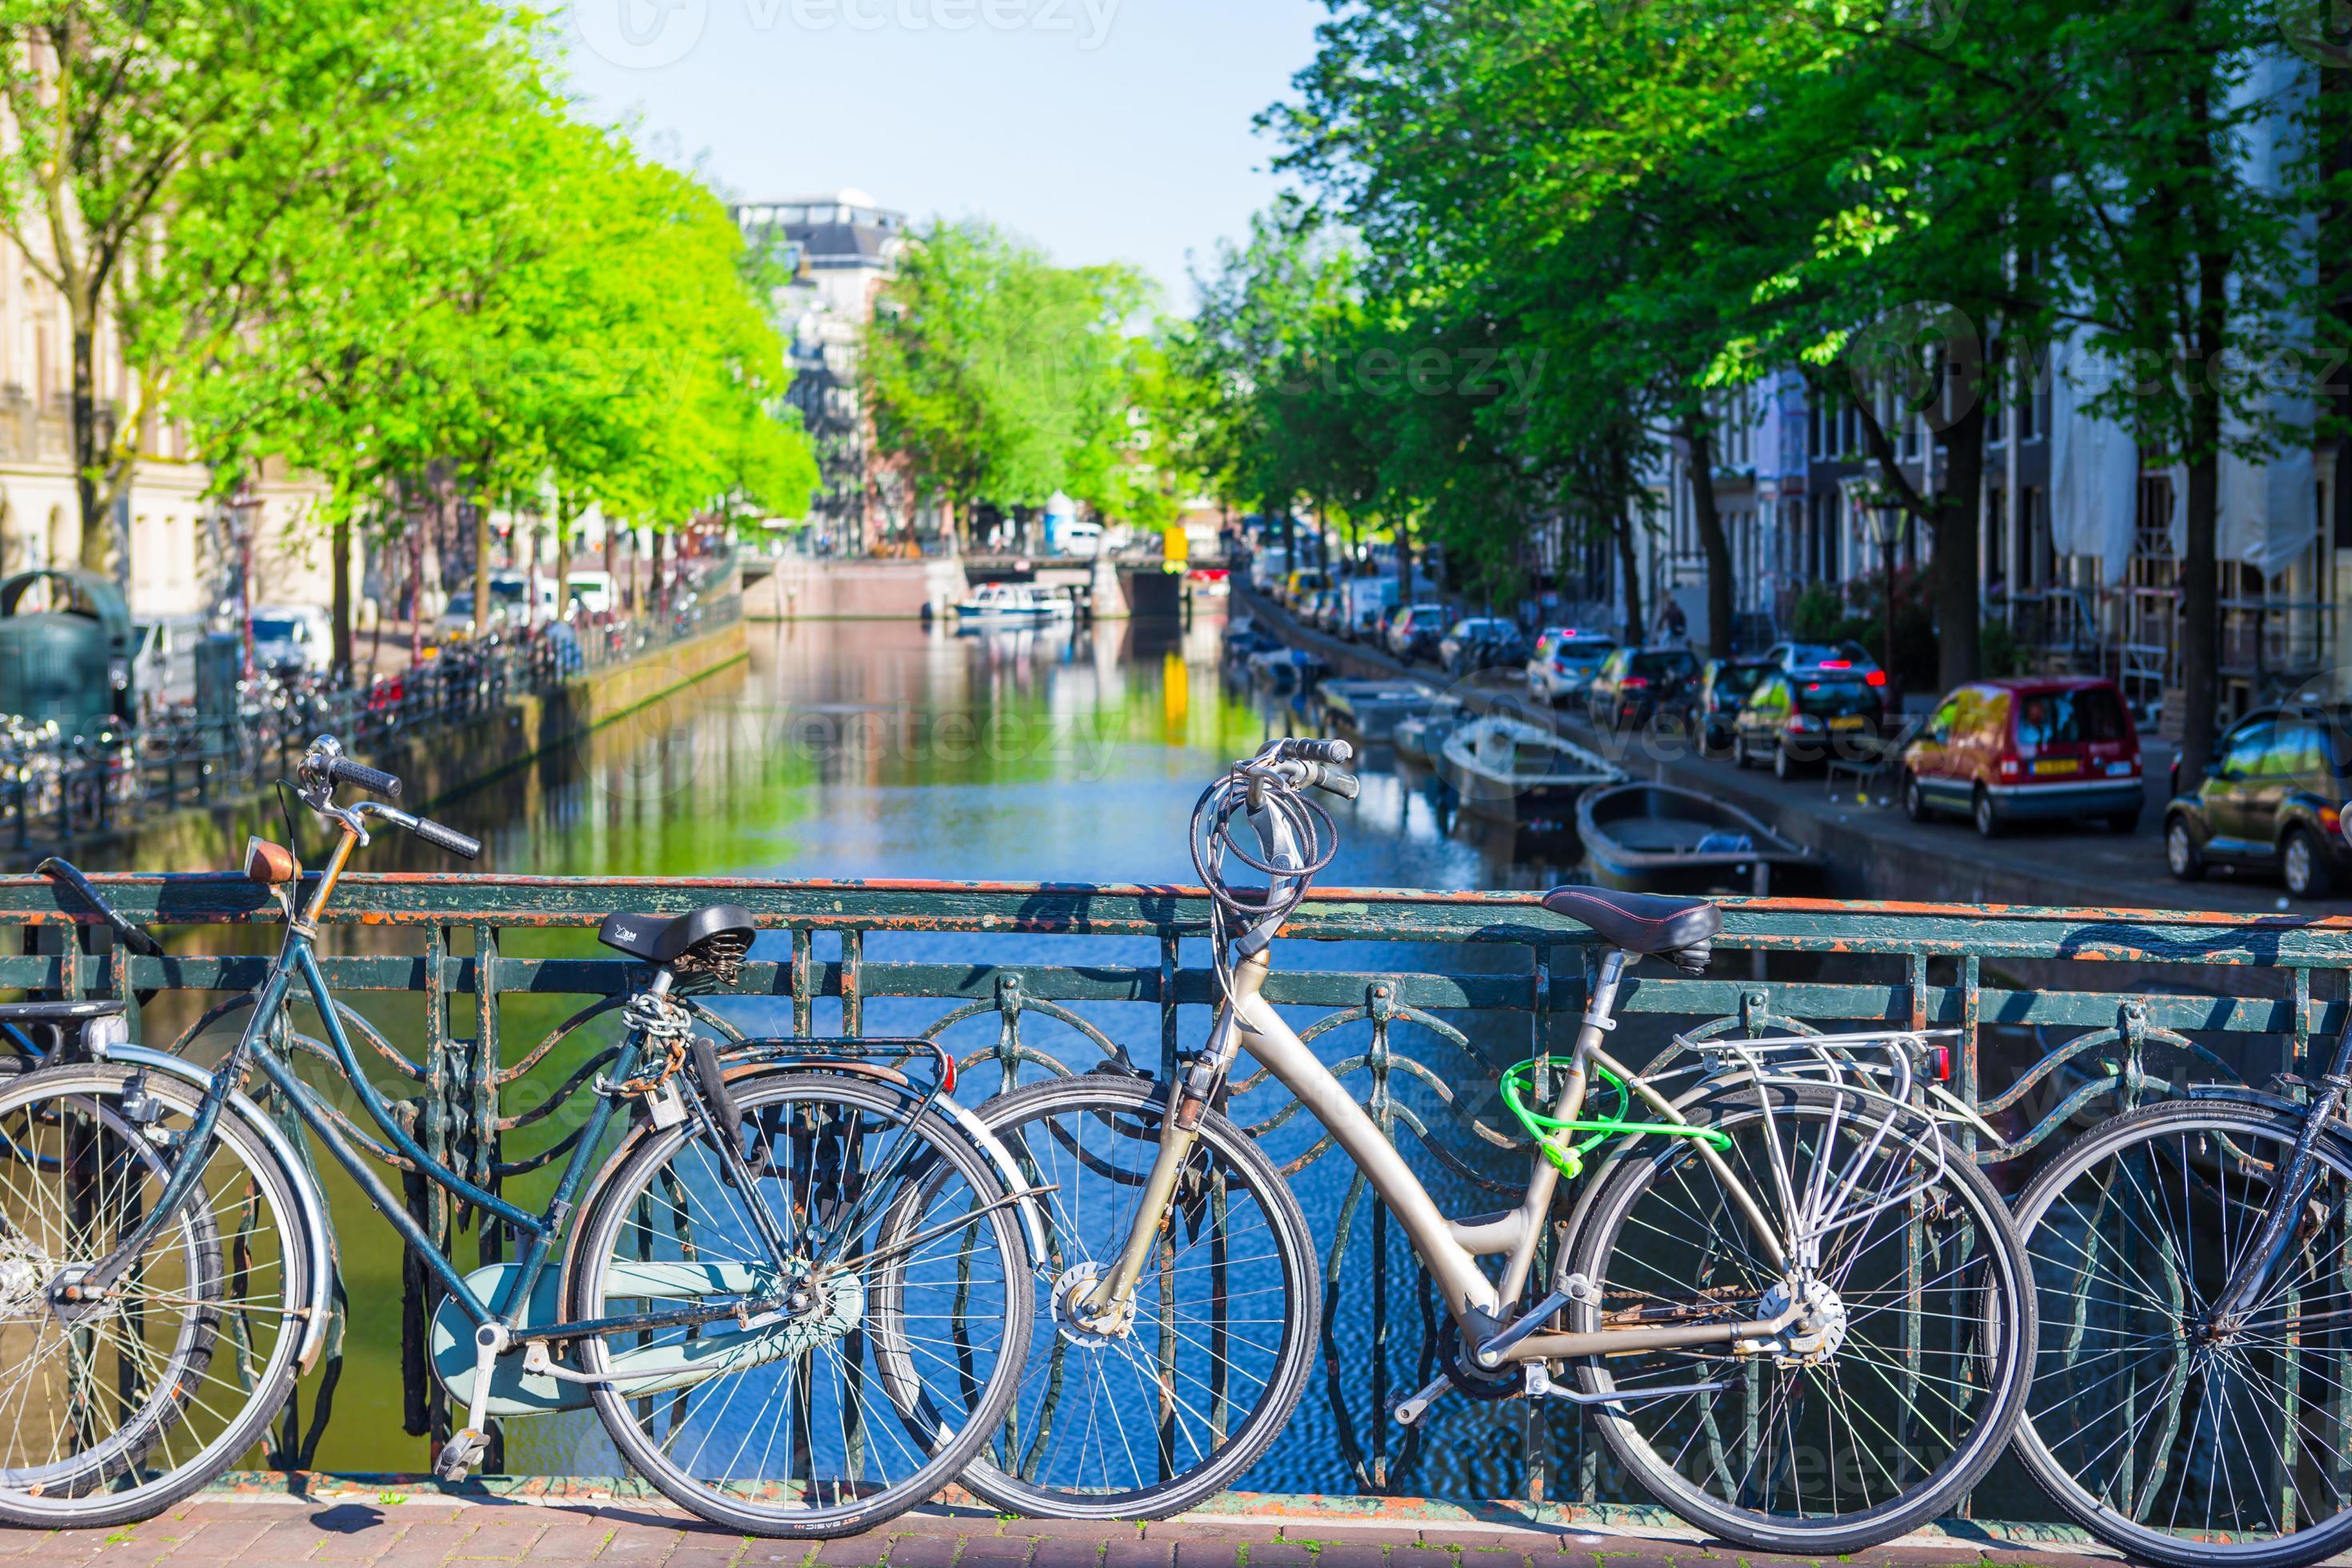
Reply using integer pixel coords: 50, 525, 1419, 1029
604, 990, 698, 1098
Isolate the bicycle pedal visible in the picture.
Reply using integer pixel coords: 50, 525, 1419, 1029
434, 1428, 490, 1482
1393, 1371, 1453, 1426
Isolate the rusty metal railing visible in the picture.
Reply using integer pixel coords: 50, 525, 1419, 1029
0, 873, 2333, 1502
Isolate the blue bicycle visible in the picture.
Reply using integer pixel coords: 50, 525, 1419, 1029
0, 736, 1037, 1537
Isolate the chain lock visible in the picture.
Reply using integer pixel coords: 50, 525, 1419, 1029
602, 990, 698, 1100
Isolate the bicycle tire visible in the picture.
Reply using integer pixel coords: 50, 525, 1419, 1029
2011, 1096, 2352, 1568
1567, 1083, 2034, 1553
0, 1064, 312, 1527
954, 1073, 1320, 1520
567, 1072, 1031, 1538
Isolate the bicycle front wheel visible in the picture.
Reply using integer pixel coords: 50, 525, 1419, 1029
1567, 1084, 2034, 1553
0, 1063, 313, 1528
566, 1072, 1031, 1538
2013, 1098, 2352, 1568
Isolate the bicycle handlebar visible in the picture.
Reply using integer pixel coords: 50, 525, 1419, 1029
326, 756, 402, 800
1275, 738, 1353, 766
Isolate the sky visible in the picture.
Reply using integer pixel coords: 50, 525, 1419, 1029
558, 0, 1328, 308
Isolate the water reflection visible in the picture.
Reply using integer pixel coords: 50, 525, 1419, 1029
132, 611, 1622, 1493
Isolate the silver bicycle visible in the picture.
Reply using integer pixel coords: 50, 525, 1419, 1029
954, 736, 2036, 1551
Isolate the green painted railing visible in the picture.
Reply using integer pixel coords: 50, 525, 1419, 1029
2, 872, 2334, 1503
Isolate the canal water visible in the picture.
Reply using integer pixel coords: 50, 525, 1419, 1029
162, 613, 1683, 1497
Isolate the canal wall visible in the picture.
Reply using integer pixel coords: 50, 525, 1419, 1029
29, 618, 749, 874
746, 557, 966, 619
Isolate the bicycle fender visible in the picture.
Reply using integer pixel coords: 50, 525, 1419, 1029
106, 1044, 339, 1374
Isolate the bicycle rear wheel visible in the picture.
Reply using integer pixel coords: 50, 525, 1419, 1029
566, 1072, 1031, 1538
2012, 1098, 2352, 1568
1566, 1084, 2034, 1553
0, 1064, 312, 1527
953, 1073, 1320, 1520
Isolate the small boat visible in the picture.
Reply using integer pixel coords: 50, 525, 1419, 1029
1438, 716, 1622, 826
951, 583, 1074, 624
1319, 679, 1435, 742
1394, 694, 1468, 764
1577, 782, 1820, 896
1248, 646, 1326, 690
1222, 617, 1284, 663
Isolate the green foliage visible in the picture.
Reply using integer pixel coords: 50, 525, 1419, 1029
1979, 618, 2027, 681
0, 1, 814, 576
1789, 583, 1849, 643
862, 218, 1151, 531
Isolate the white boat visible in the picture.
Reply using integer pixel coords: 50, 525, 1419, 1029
950, 583, 1076, 624
1438, 715, 1623, 826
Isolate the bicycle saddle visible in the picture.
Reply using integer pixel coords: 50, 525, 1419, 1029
1542, 887, 1719, 974
598, 904, 757, 966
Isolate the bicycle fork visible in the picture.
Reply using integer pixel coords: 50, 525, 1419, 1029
2206, 1014, 2352, 1334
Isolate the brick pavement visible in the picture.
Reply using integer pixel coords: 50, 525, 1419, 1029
0, 1495, 2139, 1568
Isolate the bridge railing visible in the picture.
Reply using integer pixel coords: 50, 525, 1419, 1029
0, 588, 742, 854
5, 874, 2338, 1503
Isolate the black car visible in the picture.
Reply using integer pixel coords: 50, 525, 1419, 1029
2165, 710, 2352, 898
1682, 657, 1778, 752
1586, 647, 1700, 733
1385, 603, 1450, 663
1440, 618, 1530, 676
1732, 670, 1885, 778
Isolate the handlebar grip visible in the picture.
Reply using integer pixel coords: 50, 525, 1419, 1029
411, 818, 482, 860
1303, 764, 1360, 802
1283, 738, 1354, 766
326, 758, 403, 800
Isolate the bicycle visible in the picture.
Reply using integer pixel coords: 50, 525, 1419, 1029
2010, 1012, 2352, 1567
954, 736, 2036, 1550
0, 734, 1037, 1537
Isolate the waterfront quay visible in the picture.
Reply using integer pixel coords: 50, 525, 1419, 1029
0, 1492, 2133, 1568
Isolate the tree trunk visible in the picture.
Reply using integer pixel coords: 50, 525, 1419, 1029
471, 493, 491, 637
70, 322, 108, 573
408, 496, 426, 668
652, 528, 669, 616
1611, 506, 1644, 646
2326, 54, 2352, 662
1681, 415, 1735, 656
2175, 66, 2232, 784
1929, 378, 1988, 690
330, 510, 353, 675
554, 505, 576, 622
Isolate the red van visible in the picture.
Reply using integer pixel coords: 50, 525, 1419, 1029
1898, 678, 2143, 838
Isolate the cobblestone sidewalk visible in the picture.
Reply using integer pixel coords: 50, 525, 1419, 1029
0, 1497, 2132, 1568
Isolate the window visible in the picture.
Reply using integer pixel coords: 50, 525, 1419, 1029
2270, 722, 2330, 780
2222, 721, 2278, 780
1929, 698, 1960, 744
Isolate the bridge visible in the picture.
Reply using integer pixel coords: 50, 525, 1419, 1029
1, 867, 2326, 1538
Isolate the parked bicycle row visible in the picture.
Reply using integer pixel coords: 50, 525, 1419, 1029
0, 729, 2331, 1563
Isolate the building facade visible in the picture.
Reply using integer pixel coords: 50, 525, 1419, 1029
730, 191, 909, 554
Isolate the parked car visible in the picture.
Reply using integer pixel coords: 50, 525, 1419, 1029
1902, 678, 2142, 839
1385, 603, 1450, 663
1438, 617, 1526, 675
1309, 589, 1346, 635
248, 604, 331, 675
1681, 656, 1778, 751
1586, 646, 1700, 733
1525, 628, 1617, 707
1732, 668, 1886, 778
1283, 569, 1331, 607
2170, 707, 2280, 799
2165, 707, 2352, 897
1762, 639, 1894, 714
1340, 576, 1398, 642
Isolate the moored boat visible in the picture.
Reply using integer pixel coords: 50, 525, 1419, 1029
1319, 678, 1435, 742
1394, 694, 1467, 764
1438, 716, 1622, 826
951, 583, 1075, 625
1247, 646, 1327, 690
1577, 781, 1820, 895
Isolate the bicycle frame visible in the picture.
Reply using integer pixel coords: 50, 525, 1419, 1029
1086, 941, 1805, 1363
71, 823, 789, 1348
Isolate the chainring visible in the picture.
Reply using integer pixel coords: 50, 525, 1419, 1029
1436, 1314, 1522, 1402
